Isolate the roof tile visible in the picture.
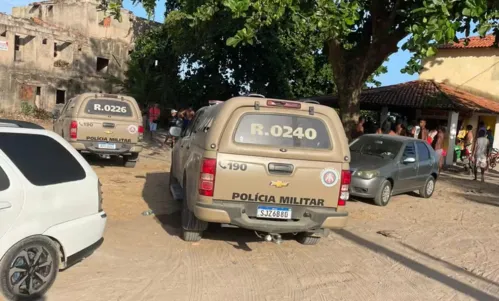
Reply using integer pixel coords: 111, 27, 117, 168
438, 35, 496, 49
310, 80, 499, 113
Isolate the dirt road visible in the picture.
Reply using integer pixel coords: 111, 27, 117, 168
6, 130, 499, 300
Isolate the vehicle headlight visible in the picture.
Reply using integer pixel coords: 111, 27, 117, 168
354, 170, 379, 179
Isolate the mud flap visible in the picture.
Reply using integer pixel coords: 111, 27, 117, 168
170, 183, 184, 201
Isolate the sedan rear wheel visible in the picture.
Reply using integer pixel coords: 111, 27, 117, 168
374, 180, 392, 206
419, 176, 436, 198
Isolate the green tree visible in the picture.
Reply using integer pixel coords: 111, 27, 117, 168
107, 0, 499, 135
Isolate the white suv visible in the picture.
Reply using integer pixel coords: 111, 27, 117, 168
0, 119, 107, 301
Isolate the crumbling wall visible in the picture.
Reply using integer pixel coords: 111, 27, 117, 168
0, 0, 156, 112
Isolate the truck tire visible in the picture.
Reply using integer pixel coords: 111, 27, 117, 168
296, 233, 321, 245
181, 179, 207, 242
123, 153, 139, 168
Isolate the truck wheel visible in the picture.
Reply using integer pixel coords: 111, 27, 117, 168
419, 176, 435, 198
374, 180, 392, 206
0, 236, 59, 301
123, 153, 139, 168
181, 180, 207, 242
296, 233, 321, 245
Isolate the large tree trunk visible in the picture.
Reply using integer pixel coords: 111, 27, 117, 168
337, 85, 362, 140
327, 40, 367, 141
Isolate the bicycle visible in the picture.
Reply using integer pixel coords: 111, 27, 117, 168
488, 148, 499, 169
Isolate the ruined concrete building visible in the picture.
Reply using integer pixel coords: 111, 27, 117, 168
0, 0, 154, 111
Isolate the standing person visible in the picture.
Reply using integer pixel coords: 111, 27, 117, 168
432, 127, 445, 172
395, 119, 403, 135
351, 116, 365, 139
418, 119, 429, 141
164, 109, 180, 147
381, 121, 396, 135
463, 125, 474, 174
427, 129, 438, 145
487, 129, 494, 154
472, 129, 489, 182
148, 103, 161, 139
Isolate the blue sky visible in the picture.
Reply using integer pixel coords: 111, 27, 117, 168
0, 0, 418, 86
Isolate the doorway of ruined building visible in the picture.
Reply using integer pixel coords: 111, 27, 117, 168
56, 89, 66, 104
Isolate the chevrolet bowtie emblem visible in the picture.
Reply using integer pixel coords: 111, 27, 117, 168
270, 181, 289, 188
104, 130, 113, 134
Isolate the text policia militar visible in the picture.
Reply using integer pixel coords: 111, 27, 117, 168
231, 192, 325, 206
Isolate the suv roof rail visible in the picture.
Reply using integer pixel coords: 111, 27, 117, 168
0, 119, 44, 129
246, 93, 265, 98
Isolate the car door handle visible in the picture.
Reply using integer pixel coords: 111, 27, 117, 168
0, 201, 12, 210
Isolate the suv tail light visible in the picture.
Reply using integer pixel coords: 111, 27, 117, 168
70, 120, 78, 140
338, 170, 351, 206
98, 180, 103, 212
138, 125, 144, 141
199, 158, 217, 197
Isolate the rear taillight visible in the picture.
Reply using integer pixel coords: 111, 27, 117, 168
199, 158, 217, 197
70, 120, 78, 139
138, 125, 144, 141
338, 170, 351, 206
267, 99, 301, 109
98, 180, 103, 212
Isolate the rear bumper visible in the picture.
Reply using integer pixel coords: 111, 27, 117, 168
43, 211, 107, 267
70, 141, 143, 155
349, 176, 383, 199
194, 201, 348, 234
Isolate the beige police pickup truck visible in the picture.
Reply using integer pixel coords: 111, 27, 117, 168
53, 93, 144, 167
169, 95, 351, 245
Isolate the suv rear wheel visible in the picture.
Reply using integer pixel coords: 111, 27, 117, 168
0, 236, 59, 301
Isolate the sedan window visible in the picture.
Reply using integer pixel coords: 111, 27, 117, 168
350, 137, 402, 159
402, 143, 417, 160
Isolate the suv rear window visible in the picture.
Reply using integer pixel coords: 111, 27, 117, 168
234, 113, 331, 149
0, 133, 86, 186
84, 99, 133, 117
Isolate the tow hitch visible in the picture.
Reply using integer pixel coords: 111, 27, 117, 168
255, 231, 282, 244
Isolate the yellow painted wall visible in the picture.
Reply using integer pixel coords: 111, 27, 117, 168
420, 48, 499, 100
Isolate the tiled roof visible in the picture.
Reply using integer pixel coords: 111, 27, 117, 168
309, 80, 499, 113
438, 35, 496, 49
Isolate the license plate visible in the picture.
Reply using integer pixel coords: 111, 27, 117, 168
98, 143, 116, 150
257, 206, 292, 220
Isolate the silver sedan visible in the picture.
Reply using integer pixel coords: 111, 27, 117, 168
349, 135, 439, 206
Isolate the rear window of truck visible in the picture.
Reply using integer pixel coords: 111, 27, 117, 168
234, 113, 331, 149
84, 99, 133, 117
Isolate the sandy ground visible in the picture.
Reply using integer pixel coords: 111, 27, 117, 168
3, 127, 499, 300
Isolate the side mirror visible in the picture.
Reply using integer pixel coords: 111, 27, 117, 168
403, 157, 416, 164
169, 126, 182, 138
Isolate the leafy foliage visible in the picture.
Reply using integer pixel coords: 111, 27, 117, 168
103, 0, 499, 136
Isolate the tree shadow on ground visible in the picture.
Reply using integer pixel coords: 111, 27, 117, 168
400, 242, 499, 289
336, 229, 499, 301
139, 172, 266, 251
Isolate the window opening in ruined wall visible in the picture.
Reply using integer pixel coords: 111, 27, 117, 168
42, 38, 47, 45
56, 90, 66, 104
0, 31, 6, 37
96, 57, 109, 73
14, 35, 21, 61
